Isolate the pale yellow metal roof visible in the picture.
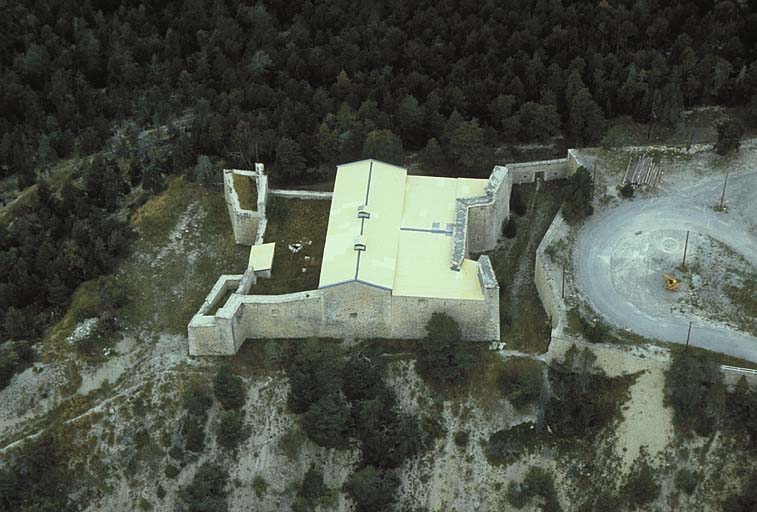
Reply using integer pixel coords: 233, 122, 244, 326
393, 231, 483, 299
318, 160, 406, 289
249, 242, 275, 271
318, 159, 488, 300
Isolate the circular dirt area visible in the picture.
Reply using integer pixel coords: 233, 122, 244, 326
573, 170, 757, 362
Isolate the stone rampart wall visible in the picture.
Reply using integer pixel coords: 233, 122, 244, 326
452, 166, 512, 268
508, 158, 571, 184
534, 211, 567, 330
188, 275, 242, 355
223, 169, 265, 246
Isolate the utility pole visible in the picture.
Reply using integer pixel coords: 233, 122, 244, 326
718, 168, 730, 211
682, 230, 689, 266
685, 322, 692, 351
592, 162, 597, 199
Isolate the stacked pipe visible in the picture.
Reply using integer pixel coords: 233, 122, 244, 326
622, 154, 663, 188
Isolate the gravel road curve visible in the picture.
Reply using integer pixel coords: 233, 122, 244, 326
573, 169, 757, 362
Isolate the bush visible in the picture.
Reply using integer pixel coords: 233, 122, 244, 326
252, 475, 268, 498
497, 358, 545, 411
183, 414, 207, 453
183, 382, 212, 417
577, 314, 609, 343
714, 120, 744, 155
216, 410, 249, 451
301, 392, 351, 449
507, 466, 561, 511
620, 182, 634, 198
674, 468, 698, 495
287, 340, 344, 414
545, 351, 629, 441
179, 463, 229, 512
213, 367, 246, 410
164, 464, 180, 479
722, 472, 757, 512
503, 217, 517, 238
344, 466, 400, 512
416, 313, 473, 389
297, 465, 326, 510
510, 186, 527, 216
278, 428, 306, 460
341, 353, 385, 402
621, 451, 661, 509
453, 430, 469, 447
664, 350, 724, 435
562, 166, 593, 223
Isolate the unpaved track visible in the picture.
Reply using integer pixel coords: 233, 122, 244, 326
574, 169, 757, 362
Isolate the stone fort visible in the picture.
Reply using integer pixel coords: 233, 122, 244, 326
188, 153, 580, 355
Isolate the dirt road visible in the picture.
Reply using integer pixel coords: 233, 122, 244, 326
573, 168, 757, 362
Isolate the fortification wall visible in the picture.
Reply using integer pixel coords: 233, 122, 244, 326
223, 169, 265, 246
233, 290, 324, 340
453, 166, 512, 267
268, 189, 333, 200
534, 212, 568, 330
390, 292, 499, 340
508, 158, 571, 184
320, 282, 392, 338
188, 275, 242, 355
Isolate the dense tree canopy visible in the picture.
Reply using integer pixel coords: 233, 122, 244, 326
1, 0, 756, 184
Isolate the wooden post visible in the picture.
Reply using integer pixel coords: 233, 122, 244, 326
562, 264, 566, 299
682, 230, 689, 266
719, 168, 730, 211
685, 322, 692, 351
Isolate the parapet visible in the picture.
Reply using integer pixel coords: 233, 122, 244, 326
477, 254, 498, 290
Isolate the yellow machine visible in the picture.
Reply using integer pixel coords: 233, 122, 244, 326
663, 274, 679, 292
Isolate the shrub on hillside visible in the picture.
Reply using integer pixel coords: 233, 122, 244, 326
620, 182, 634, 198
344, 466, 400, 512
416, 312, 473, 389
497, 358, 545, 411
287, 340, 344, 414
179, 463, 229, 512
621, 451, 661, 509
213, 366, 246, 410
301, 392, 351, 449
663, 350, 724, 435
216, 410, 250, 451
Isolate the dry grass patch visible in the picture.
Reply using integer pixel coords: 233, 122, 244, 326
251, 198, 330, 295
232, 172, 257, 210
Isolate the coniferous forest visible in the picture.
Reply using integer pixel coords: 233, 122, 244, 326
1, 0, 757, 382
